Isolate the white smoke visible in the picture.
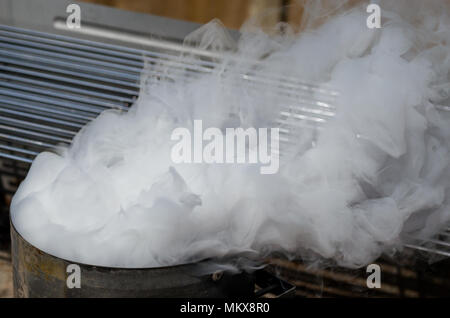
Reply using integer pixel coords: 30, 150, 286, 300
11, 0, 450, 269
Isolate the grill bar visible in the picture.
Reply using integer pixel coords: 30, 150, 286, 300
0, 80, 125, 109
0, 55, 140, 90
0, 87, 113, 113
0, 98, 95, 122
0, 72, 135, 103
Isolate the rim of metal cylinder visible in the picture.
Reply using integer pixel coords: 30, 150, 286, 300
10, 219, 210, 271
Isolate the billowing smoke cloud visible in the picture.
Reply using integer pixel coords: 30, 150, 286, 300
11, 0, 450, 269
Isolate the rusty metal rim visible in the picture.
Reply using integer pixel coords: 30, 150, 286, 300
10, 218, 210, 271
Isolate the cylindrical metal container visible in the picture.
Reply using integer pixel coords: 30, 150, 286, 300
10, 223, 255, 298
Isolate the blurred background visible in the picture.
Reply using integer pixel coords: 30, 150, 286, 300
75, 0, 367, 35
82, 0, 293, 30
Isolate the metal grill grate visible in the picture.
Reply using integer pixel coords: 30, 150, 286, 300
405, 227, 450, 258
0, 24, 148, 163
0, 24, 339, 162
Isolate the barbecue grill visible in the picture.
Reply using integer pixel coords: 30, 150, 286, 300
1, 0, 449, 297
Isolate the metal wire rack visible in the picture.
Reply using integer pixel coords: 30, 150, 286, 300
0, 24, 339, 161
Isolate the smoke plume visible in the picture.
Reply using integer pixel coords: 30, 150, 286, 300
11, 0, 450, 269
